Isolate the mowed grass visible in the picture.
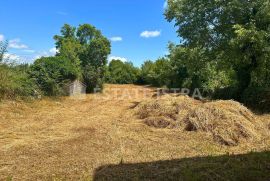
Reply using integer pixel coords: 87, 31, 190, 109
0, 84, 269, 180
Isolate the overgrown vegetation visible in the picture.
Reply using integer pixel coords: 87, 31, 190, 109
164, 0, 270, 109
0, 41, 37, 100
0, 63, 38, 100
29, 56, 79, 96
0, 23, 111, 99
54, 24, 111, 93
105, 59, 140, 84
105, 0, 270, 112
132, 0, 270, 111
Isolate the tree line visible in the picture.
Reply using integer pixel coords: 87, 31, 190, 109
104, 0, 270, 111
0, 24, 111, 98
0, 0, 269, 111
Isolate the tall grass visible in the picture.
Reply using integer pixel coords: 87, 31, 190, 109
0, 63, 39, 100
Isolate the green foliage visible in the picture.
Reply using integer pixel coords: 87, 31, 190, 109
0, 41, 38, 100
0, 41, 8, 63
29, 56, 79, 96
168, 44, 235, 92
80, 37, 111, 92
139, 58, 172, 87
242, 87, 270, 113
54, 24, 111, 92
165, 0, 270, 100
83, 65, 105, 92
140, 60, 155, 85
57, 38, 82, 76
1, 23, 111, 99
0, 63, 38, 100
106, 60, 139, 84
151, 58, 172, 87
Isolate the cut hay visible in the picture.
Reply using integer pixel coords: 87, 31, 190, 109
135, 95, 199, 121
185, 100, 260, 146
135, 95, 264, 146
144, 116, 177, 129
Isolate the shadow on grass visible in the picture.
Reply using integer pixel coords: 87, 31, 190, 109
93, 151, 270, 181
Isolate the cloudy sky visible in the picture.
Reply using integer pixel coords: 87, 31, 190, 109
0, 0, 178, 66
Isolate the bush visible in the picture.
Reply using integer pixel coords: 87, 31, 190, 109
0, 64, 38, 100
106, 60, 140, 84
212, 87, 239, 100
242, 87, 270, 113
83, 65, 105, 92
29, 56, 80, 96
140, 58, 172, 87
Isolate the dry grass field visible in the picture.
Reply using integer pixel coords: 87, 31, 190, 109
0, 84, 270, 180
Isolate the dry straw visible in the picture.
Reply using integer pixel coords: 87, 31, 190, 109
135, 95, 267, 146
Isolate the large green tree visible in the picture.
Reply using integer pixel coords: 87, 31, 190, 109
165, 0, 270, 97
54, 24, 111, 92
106, 59, 139, 84
140, 58, 172, 87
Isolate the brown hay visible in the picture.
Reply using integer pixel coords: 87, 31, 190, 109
135, 95, 264, 146
144, 116, 177, 129
0, 84, 270, 179
135, 95, 199, 121
185, 100, 260, 146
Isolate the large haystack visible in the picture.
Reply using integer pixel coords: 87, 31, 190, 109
185, 100, 261, 146
135, 95, 264, 146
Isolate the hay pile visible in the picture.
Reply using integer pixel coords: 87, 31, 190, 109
135, 95, 264, 146
135, 95, 199, 129
185, 101, 261, 146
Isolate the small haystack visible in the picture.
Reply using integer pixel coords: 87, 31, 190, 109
135, 95, 199, 128
135, 95, 264, 146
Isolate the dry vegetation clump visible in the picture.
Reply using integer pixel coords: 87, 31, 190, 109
260, 115, 270, 131
135, 95, 199, 128
143, 116, 177, 129
1, 85, 270, 179
135, 95, 266, 146
185, 100, 262, 146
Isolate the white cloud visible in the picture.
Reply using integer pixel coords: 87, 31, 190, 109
9, 39, 28, 49
32, 48, 59, 61
140, 30, 161, 38
0, 34, 4, 41
33, 51, 49, 60
108, 56, 128, 63
23, 49, 35, 53
33, 55, 43, 60
3, 53, 20, 61
110, 37, 123, 42
49, 47, 59, 55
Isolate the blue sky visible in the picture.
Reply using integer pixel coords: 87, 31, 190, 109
0, 0, 179, 66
